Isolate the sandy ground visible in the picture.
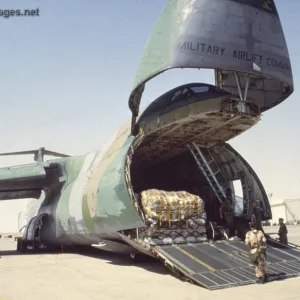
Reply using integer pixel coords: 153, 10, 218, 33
0, 226, 300, 300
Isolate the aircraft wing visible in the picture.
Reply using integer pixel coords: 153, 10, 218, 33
0, 148, 70, 201
0, 161, 67, 201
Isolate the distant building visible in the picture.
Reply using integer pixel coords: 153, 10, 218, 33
271, 198, 300, 225
0, 232, 15, 239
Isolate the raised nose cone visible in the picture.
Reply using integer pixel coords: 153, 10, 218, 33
129, 0, 293, 132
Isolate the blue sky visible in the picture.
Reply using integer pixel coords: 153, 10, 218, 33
0, 0, 299, 232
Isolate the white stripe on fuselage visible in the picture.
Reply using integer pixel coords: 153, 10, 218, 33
68, 150, 99, 232
86, 129, 121, 176
68, 128, 122, 232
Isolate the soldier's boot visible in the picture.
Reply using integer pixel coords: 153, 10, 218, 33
264, 274, 268, 283
256, 277, 265, 284
255, 278, 261, 284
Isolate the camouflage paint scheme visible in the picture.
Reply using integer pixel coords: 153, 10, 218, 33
0, 0, 294, 250
15, 120, 144, 246
55, 121, 145, 244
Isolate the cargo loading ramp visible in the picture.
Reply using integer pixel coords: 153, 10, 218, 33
153, 239, 300, 290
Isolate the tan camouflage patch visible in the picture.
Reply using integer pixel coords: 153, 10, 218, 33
83, 121, 131, 217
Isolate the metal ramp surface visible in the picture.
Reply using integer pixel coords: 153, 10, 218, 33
155, 239, 300, 290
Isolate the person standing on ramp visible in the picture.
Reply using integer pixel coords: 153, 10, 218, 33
219, 200, 235, 237
245, 219, 268, 284
278, 218, 288, 245
251, 200, 265, 234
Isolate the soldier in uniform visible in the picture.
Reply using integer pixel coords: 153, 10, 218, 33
278, 218, 288, 245
251, 200, 265, 233
219, 200, 235, 237
245, 219, 268, 284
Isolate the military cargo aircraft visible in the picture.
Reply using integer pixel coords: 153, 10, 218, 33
1, 0, 300, 290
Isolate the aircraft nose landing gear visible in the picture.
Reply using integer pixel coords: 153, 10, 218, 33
16, 238, 27, 253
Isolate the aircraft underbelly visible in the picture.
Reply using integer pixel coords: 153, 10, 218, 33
154, 239, 300, 290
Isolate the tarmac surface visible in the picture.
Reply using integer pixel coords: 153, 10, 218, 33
0, 226, 300, 300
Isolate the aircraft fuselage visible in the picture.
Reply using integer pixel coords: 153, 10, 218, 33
20, 83, 271, 254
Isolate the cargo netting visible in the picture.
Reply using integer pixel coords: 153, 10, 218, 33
138, 189, 207, 245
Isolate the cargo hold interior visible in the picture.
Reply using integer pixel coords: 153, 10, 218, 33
130, 149, 222, 223
127, 137, 271, 236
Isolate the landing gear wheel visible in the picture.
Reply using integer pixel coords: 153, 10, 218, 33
130, 252, 149, 263
16, 240, 20, 251
18, 240, 27, 253
33, 240, 40, 252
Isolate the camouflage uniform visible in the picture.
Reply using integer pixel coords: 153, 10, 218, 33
220, 202, 234, 236
278, 219, 288, 245
251, 201, 264, 233
245, 229, 267, 280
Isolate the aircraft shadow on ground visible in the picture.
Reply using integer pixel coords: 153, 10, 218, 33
0, 243, 172, 277
80, 248, 173, 276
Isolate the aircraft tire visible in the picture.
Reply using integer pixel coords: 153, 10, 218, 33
16, 240, 20, 251
33, 240, 39, 252
19, 240, 27, 253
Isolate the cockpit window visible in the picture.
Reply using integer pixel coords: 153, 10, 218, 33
181, 88, 190, 96
171, 90, 182, 102
190, 86, 210, 93
170, 87, 193, 102
137, 83, 221, 126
